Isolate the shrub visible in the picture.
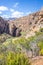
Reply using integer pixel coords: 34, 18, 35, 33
27, 36, 36, 42
35, 31, 42, 36
38, 40, 43, 55
0, 51, 30, 65
12, 37, 30, 50
39, 49, 43, 56
6, 52, 30, 65
0, 33, 11, 43
40, 28, 43, 32
21, 32, 26, 36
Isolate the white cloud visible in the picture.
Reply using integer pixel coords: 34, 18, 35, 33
0, 6, 8, 11
10, 9, 14, 12
0, 5, 31, 18
14, 3, 19, 7
11, 11, 24, 18
26, 11, 31, 15
0, 11, 2, 14
11, 11, 32, 18
1, 15, 10, 18
1, 11, 32, 18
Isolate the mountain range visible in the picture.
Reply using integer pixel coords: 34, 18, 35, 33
0, 7, 43, 37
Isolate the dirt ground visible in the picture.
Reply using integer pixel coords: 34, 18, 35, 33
31, 56, 43, 65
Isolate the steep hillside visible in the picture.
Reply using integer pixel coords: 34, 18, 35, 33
8, 8, 43, 36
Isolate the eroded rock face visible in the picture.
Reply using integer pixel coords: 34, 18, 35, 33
9, 23, 16, 36
8, 22, 21, 36
0, 17, 9, 34
10, 10, 43, 34
16, 28, 21, 37
0, 17, 21, 37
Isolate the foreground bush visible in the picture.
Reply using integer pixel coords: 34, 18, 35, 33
38, 40, 43, 55
0, 52, 31, 65
40, 28, 43, 32
0, 37, 31, 65
3, 37, 30, 52
0, 33, 11, 43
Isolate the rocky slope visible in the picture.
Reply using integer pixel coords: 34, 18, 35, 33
9, 8, 43, 36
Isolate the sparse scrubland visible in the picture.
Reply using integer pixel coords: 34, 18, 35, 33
0, 29, 43, 65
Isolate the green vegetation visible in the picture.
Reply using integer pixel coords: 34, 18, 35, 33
35, 31, 42, 36
0, 33, 11, 43
2, 37, 30, 53
0, 34, 31, 65
38, 40, 43, 55
0, 51, 30, 65
40, 28, 43, 32
6, 52, 30, 65
21, 31, 26, 36
0, 30, 43, 65
35, 28, 43, 36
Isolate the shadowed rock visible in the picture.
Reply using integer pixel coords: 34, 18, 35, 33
0, 17, 21, 37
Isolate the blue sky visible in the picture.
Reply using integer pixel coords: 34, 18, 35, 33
0, 0, 43, 18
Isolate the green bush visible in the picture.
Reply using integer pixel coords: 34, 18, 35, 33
3, 37, 30, 53
0, 36, 31, 65
17, 37, 30, 50
39, 49, 43, 56
0, 33, 11, 43
21, 32, 26, 36
35, 31, 42, 36
0, 52, 31, 65
38, 40, 43, 55
40, 28, 43, 32
27, 36, 36, 42
6, 52, 30, 65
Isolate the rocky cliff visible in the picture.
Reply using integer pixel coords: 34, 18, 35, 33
0, 17, 21, 36
9, 7, 43, 37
